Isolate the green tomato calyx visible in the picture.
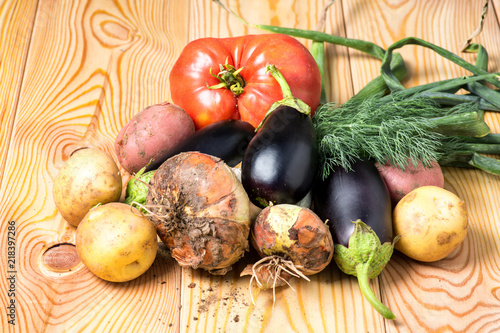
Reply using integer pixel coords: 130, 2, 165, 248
207, 58, 246, 96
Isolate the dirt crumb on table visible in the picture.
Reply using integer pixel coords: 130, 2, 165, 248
195, 286, 250, 314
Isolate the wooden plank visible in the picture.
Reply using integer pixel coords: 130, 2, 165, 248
0, 0, 189, 331
0, 1, 38, 193
0, 1, 40, 330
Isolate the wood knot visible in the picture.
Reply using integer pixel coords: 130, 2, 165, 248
42, 243, 81, 273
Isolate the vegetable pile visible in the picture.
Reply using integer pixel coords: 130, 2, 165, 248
51, 1, 500, 322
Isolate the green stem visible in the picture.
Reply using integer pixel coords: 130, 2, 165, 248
350, 53, 407, 104
356, 264, 395, 320
455, 133, 500, 144
255, 25, 387, 60
416, 92, 500, 111
463, 43, 492, 118
463, 43, 489, 71
380, 37, 500, 92
469, 153, 500, 175
460, 143, 500, 154
475, 44, 488, 71
377, 73, 499, 104
255, 65, 311, 131
311, 41, 328, 105
466, 81, 500, 109
440, 153, 500, 176
207, 61, 246, 95
266, 64, 294, 99
427, 111, 490, 137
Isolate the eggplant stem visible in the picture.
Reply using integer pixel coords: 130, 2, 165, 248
255, 65, 312, 131
266, 64, 294, 99
356, 264, 396, 320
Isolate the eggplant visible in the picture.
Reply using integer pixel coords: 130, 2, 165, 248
312, 159, 399, 320
241, 66, 318, 208
146, 119, 255, 171
242, 106, 317, 207
312, 159, 392, 246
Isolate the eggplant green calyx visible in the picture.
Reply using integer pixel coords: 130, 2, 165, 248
124, 167, 155, 212
207, 58, 246, 96
255, 64, 311, 131
334, 219, 400, 320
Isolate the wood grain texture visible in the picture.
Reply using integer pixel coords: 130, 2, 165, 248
0, 0, 499, 332
0, 1, 38, 191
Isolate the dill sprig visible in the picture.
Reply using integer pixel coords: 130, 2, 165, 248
313, 93, 490, 179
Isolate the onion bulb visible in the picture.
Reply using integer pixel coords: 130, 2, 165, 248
242, 204, 333, 302
145, 152, 251, 275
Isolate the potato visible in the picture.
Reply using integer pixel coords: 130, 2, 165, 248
376, 159, 444, 206
115, 102, 195, 173
53, 148, 122, 227
76, 202, 158, 282
393, 186, 468, 262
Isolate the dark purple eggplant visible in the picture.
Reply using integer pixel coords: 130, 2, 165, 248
241, 65, 318, 208
146, 119, 255, 171
313, 159, 392, 246
312, 159, 399, 320
241, 105, 317, 207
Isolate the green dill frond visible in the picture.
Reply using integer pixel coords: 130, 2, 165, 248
312, 93, 487, 179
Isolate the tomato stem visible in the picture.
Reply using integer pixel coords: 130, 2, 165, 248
207, 59, 246, 96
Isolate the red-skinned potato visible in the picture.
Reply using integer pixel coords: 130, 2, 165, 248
375, 159, 444, 206
115, 102, 195, 174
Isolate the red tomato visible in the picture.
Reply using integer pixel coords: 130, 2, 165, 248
169, 34, 322, 129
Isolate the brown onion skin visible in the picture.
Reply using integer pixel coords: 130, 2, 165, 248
252, 204, 334, 275
146, 152, 251, 274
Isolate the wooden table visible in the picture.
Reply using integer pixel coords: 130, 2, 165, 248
1, 0, 500, 332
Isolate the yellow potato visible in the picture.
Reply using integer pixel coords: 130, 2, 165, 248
53, 148, 122, 227
76, 202, 158, 282
393, 186, 468, 262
